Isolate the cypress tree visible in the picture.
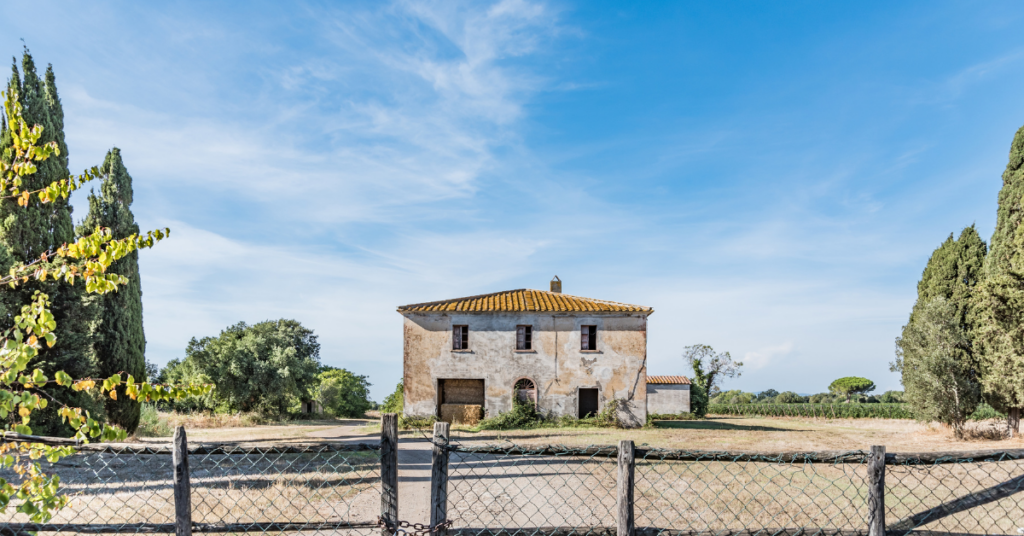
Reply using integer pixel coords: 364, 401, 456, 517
78, 148, 146, 433
0, 50, 97, 435
974, 123, 1024, 436
910, 226, 987, 329
894, 227, 986, 430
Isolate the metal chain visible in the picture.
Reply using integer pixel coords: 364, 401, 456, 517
377, 516, 452, 535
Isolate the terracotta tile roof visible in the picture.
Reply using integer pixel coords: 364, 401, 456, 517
647, 375, 691, 385
397, 289, 653, 314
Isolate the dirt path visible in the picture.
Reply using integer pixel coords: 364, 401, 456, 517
309, 424, 434, 524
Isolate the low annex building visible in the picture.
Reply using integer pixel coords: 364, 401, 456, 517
646, 375, 691, 415
398, 277, 653, 427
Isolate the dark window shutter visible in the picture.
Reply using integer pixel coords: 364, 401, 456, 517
453, 326, 462, 350
581, 325, 589, 350
525, 326, 532, 350
589, 326, 597, 349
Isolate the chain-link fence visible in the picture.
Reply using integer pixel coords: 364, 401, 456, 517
447, 445, 618, 531
442, 439, 1024, 536
0, 439, 383, 535
3, 418, 1023, 536
886, 451, 1024, 535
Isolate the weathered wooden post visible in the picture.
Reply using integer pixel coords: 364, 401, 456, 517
381, 413, 399, 536
172, 426, 192, 536
430, 421, 451, 534
618, 440, 635, 536
868, 445, 886, 536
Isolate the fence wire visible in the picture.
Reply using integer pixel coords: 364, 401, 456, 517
446, 444, 618, 533
885, 453, 1024, 536
0, 442, 382, 535
445, 443, 1024, 536
635, 450, 869, 534
189, 444, 381, 534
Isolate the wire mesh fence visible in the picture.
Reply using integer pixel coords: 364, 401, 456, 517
446, 445, 618, 532
885, 452, 1024, 535
443, 440, 1024, 536
3, 420, 1024, 536
0, 441, 382, 535
634, 450, 869, 534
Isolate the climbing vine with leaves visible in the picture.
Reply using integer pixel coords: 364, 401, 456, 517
0, 89, 212, 522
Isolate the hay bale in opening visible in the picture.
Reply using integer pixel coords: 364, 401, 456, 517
441, 404, 483, 425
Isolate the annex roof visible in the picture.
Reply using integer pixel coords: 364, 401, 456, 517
397, 289, 653, 314
647, 375, 691, 385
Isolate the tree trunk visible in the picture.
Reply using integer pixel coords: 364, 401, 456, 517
1009, 408, 1021, 438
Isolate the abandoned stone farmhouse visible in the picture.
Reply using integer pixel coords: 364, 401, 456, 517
398, 277, 682, 428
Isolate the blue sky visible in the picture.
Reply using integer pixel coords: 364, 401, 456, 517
4, 1, 1024, 401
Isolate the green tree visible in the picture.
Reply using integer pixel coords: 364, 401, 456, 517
828, 377, 875, 402
683, 344, 743, 404
879, 390, 905, 403
179, 319, 321, 414
973, 123, 1024, 436
774, 391, 805, 404
0, 84, 207, 521
895, 297, 981, 439
312, 367, 372, 418
77, 148, 146, 433
0, 51, 97, 435
381, 380, 403, 415
909, 226, 987, 328
892, 226, 985, 426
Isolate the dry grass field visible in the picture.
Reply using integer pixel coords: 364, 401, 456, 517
446, 416, 1024, 452
145, 415, 1024, 453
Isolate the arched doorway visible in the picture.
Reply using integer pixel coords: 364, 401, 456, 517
514, 378, 537, 406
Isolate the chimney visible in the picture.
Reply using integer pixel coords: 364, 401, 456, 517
550, 275, 562, 293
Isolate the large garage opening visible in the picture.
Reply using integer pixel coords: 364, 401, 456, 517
438, 379, 485, 425
578, 388, 599, 418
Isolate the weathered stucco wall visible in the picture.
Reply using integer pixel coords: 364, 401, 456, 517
646, 384, 691, 414
402, 312, 649, 427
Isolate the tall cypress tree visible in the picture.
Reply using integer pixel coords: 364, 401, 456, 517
910, 226, 987, 329
974, 123, 1024, 436
894, 226, 986, 430
0, 51, 97, 435
78, 148, 146, 433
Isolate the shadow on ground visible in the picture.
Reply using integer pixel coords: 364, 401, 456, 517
652, 420, 808, 432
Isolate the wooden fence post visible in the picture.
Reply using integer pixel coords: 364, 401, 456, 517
868, 445, 886, 536
381, 413, 399, 536
172, 426, 192, 536
430, 421, 450, 534
618, 440, 635, 536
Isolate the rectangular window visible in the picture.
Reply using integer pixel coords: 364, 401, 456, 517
581, 325, 597, 350
453, 325, 468, 350
516, 325, 532, 350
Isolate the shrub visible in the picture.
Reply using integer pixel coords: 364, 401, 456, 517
478, 399, 542, 430
135, 404, 173, 438
970, 403, 1005, 421
398, 414, 436, 430
879, 390, 905, 403
774, 391, 806, 404
381, 380, 404, 415
808, 393, 833, 404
